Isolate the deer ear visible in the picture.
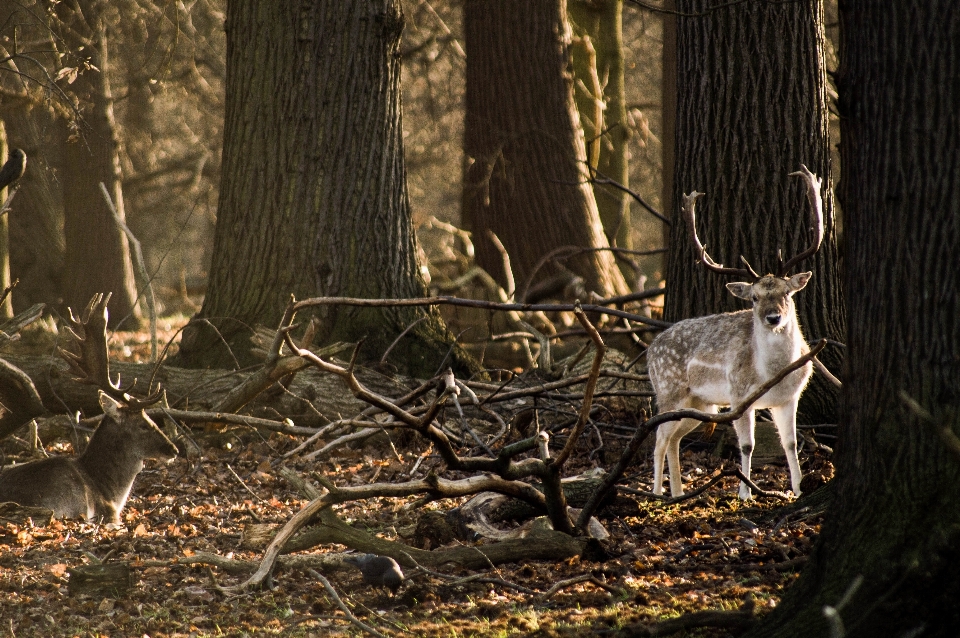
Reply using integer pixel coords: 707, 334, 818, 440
726, 282, 753, 300
788, 272, 812, 292
98, 391, 123, 421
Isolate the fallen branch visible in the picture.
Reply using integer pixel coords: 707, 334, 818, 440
540, 574, 623, 600
292, 294, 672, 329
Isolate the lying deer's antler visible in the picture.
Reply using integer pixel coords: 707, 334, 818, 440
682, 191, 760, 280
779, 164, 824, 277
58, 293, 163, 410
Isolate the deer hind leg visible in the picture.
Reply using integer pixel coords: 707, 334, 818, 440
733, 410, 757, 500
770, 402, 803, 496
654, 401, 713, 497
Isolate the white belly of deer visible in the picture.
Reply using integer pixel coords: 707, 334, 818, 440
686, 358, 733, 405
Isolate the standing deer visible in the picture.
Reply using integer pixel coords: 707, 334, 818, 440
649, 166, 824, 499
0, 294, 178, 522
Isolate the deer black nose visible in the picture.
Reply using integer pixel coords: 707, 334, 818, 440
765, 314, 781, 326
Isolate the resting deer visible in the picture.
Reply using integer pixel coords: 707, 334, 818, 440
649, 166, 823, 499
0, 294, 178, 522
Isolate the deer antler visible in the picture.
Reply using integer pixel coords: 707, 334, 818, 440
682, 191, 759, 279
58, 293, 163, 410
779, 164, 824, 276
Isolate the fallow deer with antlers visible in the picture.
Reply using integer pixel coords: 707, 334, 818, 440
0, 294, 177, 522
648, 166, 824, 499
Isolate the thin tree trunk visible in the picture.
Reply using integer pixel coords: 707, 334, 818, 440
0, 123, 14, 318
666, 0, 842, 423
175, 1, 467, 376
462, 0, 630, 300
748, 3, 960, 636
569, 0, 633, 257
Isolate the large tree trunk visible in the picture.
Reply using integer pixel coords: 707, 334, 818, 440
59, 3, 141, 329
462, 0, 630, 300
174, 1, 465, 376
665, 0, 842, 424
749, 3, 960, 636
568, 0, 633, 257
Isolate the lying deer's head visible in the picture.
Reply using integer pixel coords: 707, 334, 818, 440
726, 272, 811, 331
99, 392, 179, 463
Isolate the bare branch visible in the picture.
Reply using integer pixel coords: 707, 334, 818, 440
293, 294, 672, 329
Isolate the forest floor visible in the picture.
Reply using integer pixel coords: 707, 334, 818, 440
0, 321, 834, 637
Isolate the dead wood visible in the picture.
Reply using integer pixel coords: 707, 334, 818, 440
68, 562, 132, 598
0, 352, 405, 424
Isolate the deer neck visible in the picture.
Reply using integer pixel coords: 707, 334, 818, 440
77, 422, 143, 510
751, 305, 803, 371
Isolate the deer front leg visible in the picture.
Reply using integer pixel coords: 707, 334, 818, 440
770, 402, 803, 496
733, 410, 757, 500
654, 416, 703, 497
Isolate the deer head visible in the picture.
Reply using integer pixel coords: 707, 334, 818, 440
681, 164, 824, 323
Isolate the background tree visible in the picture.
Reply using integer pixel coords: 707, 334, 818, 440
750, 2, 960, 635
665, 0, 843, 423
568, 0, 633, 258
462, 0, 630, 300
174, 0, 464, 374
55, 0, 141, 328
0, 124, 16, 318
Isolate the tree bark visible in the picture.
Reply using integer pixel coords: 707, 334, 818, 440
58, 3, 141, 329
462, 0, 630, 300
568, 0, 633, 257
174, 1, 468, 376
665, 0, 843, 424
748, 3, 960, 636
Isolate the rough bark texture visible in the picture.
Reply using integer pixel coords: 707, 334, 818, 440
666, 0, 843, 424
749, 3, 960, 636
59, 4, 140, 329
569, 0, 633, 256
175, 1, 466, 376
462, 0, 629, 299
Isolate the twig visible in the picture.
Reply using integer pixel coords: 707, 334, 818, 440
899, 390, 960, 461
226, 464, 266, 503
732, 469, 789, 501
99, 182, 157, 361
306, 569, 388, 638
813, 356, 842, 387
620, 469, 737, 504
486, 229, 515, 299
379, 316, 427, 367
552, 305, 605, 468
539, 574, 621, 600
